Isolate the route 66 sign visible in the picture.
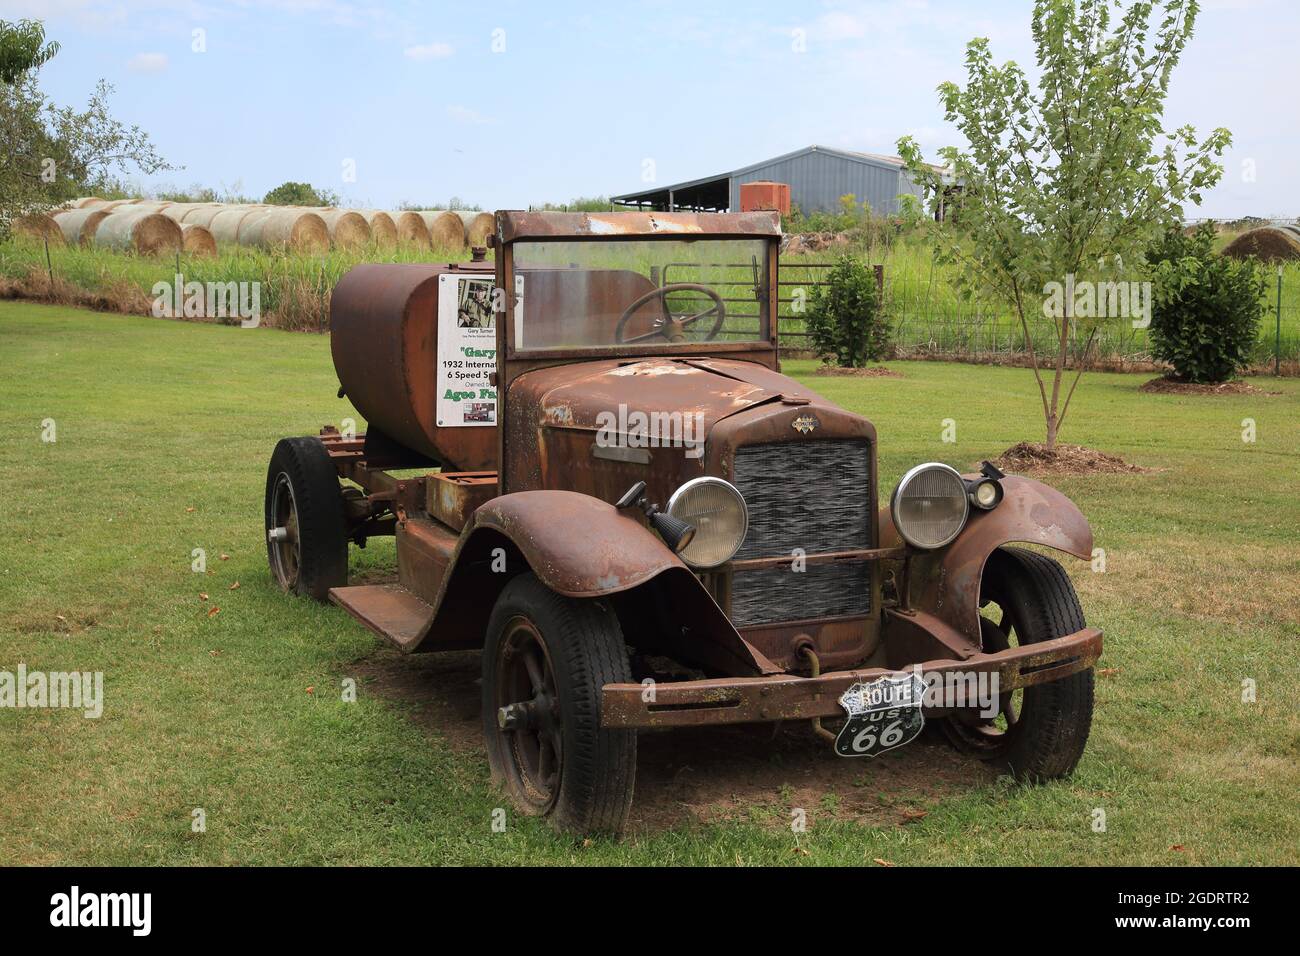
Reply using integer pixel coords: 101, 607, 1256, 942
834, 672, 926, 758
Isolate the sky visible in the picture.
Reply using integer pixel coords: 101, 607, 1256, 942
5, 0, 1296, 217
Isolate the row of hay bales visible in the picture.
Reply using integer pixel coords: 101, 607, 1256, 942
14, 197, 495, 258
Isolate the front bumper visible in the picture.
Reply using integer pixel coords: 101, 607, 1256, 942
601, 627, 1102, 729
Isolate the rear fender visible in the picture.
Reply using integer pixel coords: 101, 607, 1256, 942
412, 490, 776, 676
881, 476, 1093, 644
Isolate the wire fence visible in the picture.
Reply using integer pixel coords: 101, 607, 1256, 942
776, 258, 1300, 369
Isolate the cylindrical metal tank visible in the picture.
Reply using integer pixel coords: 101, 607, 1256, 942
330, 263, 498, 472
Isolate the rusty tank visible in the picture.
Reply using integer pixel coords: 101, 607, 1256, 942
330, 261, 498, 472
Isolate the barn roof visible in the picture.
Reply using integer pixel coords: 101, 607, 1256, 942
611, 145, 929, 210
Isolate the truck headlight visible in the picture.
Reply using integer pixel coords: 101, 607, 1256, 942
666, 477, 748, 568
890, 463, 969, 550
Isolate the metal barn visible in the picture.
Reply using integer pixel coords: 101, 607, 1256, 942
611, 145, 929, 216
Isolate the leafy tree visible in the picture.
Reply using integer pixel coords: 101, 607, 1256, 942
0, 19, 58, 84
1, 76, 174, 228
1147, 224, 1264, 382
263, 181, 340, 207
898, 0, 1229, 451
805, 254, 888, 367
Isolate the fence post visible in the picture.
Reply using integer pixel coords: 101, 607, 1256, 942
1276, 265, 1283, 376
43, 234, 54, 291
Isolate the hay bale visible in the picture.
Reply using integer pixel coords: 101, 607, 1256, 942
419, 210, 466, 249
241, 209, 330, 252
180, 223, 218, 257
387, 211, 432, 247
1221, 227, 1300, 263
209, 207, 266, 244
53, 208, 111, 246
13, 213, 64, 246
456, 210, 494, 248
358, 210, 398, 247
180, 205, 230, 228
92, 209, 183, 255
76, 197, 107, 209
236, 210, 273, 244
159, 205, 203, 224
316, 209, 371, 248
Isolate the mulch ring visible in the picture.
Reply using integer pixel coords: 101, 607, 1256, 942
1139, 375, 1277, 396
989, 442, 1154, 477
813, 365, 903, 378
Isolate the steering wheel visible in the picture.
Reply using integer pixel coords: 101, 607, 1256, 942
614, 283, 726, 344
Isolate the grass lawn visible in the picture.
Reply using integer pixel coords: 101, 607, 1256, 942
1, 300, 1297, 866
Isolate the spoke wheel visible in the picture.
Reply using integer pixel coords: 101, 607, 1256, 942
943, 611, 1026, 753
263, 437, 349, 601
482, 573, 637, 836
494, 617, 564, 810
268, 473, 303, 591
939, 547, 1095, 781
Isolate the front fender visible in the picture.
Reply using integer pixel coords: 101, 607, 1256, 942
412, 490, 777, 675
880, 476, 1093, 644
473, 490, 680, 597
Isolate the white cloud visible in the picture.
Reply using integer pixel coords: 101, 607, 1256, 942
127, 52, 169, 74
446, 105, 493, 125
404, 42, 454, 60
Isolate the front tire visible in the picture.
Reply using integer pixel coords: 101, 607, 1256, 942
482, 573, 637, 836
941, 547, 1095, 781
264, 437, 349, 601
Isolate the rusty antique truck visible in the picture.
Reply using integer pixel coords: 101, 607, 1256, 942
263, 211, 1102, 835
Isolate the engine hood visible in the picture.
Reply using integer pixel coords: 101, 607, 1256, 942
502, 356, 855, 500
526, 357, 826, 435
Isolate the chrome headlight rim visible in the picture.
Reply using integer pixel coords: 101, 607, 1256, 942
665, 476, 749, 569
890, 462, 970, 551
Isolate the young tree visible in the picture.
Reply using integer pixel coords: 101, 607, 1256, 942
898, 0, 1229, 452
0, 19, 172, 228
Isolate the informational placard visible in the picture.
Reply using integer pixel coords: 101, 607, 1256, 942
436, 274, 498, 427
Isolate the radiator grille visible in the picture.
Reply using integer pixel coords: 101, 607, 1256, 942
729, 439, 873, 627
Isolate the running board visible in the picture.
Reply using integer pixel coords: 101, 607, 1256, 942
329, 584, 434, 651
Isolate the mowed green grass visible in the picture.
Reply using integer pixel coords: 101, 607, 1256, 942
1, 300, 1297, 865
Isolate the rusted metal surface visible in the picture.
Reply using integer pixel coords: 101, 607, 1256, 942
396, 516, 458, 604
330, 262, 497, 472
881, 475, 1094, 645
601, 627, 1102, 728
495, 210, 781, 243
381, 489, 776, 676
330, 584, 433, 647
427, 471, 498, 531
470, 490, 694, 597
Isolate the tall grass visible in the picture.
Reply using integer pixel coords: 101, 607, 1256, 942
3, 226, 1297, 361
0, 239, 473, 331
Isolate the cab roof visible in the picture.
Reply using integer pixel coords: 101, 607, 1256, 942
494, 210, 782, 243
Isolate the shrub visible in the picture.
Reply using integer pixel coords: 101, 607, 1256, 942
804, 254, 888, 367
263, 181, 340, 207
1147, 224, 1265, 382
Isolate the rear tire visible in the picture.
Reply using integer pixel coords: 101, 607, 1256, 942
941, 547, 1095, 782
482, 573, 637, 836
264, 437, 348, 601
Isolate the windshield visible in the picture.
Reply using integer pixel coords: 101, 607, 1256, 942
510, 238, 770, 352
